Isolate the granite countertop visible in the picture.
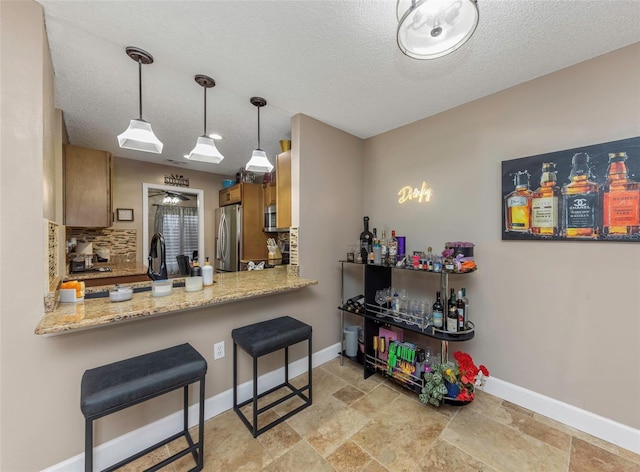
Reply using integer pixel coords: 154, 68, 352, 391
35, 266, 317, 336
64, 262, 148, 281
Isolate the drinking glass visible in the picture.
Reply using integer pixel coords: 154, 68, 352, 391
375, 290, 387, 316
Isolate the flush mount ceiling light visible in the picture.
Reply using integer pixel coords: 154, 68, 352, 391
117, 47, 163, 153
186, 75, 224, 164
245, 97, 274, 173
397, 0, 479, 60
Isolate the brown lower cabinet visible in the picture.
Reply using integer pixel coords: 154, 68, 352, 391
82, 274, 149, 288
64, 144, 113, 228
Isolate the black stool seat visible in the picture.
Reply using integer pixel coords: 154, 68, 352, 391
82, 343, 206, 418
232, 316, 312, 438
81, 343, 207, 472
232, 316, 312, 357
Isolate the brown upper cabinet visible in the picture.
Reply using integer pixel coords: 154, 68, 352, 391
63, 144, 113, 228
276, 150, 292, 228
218, 183, 242, 207
263, 181, 276, 208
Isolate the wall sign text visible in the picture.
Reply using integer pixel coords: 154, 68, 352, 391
398, 181, 433, 204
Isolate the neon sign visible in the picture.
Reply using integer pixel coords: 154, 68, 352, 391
398, 181, 433, 204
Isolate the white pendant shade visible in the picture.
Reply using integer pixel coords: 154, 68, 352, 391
245, 149, 273, 173
117, 119, 164, 153
397, 0, 479, 60
186, 136, 224, 164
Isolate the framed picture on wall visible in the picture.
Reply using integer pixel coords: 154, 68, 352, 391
501, 136, 640, 242
116, 208, 134, 222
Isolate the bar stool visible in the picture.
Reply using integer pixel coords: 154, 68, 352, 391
232, 316, 312, 437
81, 343, 207, 472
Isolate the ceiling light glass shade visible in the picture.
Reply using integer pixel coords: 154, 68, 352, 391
397, 0, 479, 60
186, 135, 224, 163
117, 119, 164, 153
245, 149, 274, 173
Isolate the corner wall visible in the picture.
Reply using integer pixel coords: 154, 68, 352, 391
0, 5, 365, 470
363, 42, 640, 430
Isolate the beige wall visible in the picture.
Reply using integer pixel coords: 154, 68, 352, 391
363, 42, 640, 429
111, 157, 230, 264
0, 3, 364, 470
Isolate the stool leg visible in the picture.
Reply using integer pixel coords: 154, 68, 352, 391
85, 418, 93, 472
183, 385, 189, 433
198, 375, 205, 469
252, 355, 258, 438
233, 341, 238, 410
308, 336, 313, 403
284, 346, 289, 383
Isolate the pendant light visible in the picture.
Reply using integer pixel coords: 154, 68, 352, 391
117, 47, 163, 153
245, 97, 274, 173
186, 75, 224, 163
397, 0, 479, 60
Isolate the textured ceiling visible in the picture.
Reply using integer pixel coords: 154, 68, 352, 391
37, 0, 640, 176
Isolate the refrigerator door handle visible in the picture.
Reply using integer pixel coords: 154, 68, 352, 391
217, 212, 225, 263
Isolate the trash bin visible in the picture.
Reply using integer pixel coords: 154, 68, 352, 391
343, 325, 359, 357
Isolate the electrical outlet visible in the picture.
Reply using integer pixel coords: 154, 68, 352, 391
214, 341, 225, 360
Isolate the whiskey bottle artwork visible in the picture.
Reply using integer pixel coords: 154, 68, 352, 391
562, 152, 598, 239
531, 162, 561, 236
505, 170, 532, 232
601, 151, 640, 237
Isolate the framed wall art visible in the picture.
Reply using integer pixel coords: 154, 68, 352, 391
501, 136, 640, 242
116, 208, 134, 222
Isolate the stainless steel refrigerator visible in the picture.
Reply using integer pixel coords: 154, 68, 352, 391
214, 205, 242, 272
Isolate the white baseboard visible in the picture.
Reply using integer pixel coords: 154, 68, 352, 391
42, 342, 341, 472
44, 344, 639, 470
483, 376, 640, 455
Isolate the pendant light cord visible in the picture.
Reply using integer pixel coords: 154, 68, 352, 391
138, 59, 143, 120
203, 85, 207, 136
257, 105, 261, 150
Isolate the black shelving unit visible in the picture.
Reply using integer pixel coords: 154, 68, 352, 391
338, 260, 476, 386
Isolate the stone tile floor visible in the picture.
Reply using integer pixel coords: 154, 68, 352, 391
120, 357, 640, 471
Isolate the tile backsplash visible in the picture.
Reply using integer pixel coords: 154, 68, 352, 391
66, 228, 137, 262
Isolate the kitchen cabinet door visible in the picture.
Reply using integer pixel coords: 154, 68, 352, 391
276, 150, 291, 228
63, 144, 113, 227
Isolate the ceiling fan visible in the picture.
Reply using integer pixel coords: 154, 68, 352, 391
148, 190, 191, 202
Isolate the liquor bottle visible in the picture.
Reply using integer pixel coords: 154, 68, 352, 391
562, 152, 599, 238
427, 246, 434, 271
388, 230, 398, 265
531, 162, 561, 236
379, 230, 388, 265
505, 170, 532, 232
432, 291, 443, 328
461, 287, 470, 328
457, 290, 466, 331
601, 151, 640, 237
447, 289, 458, 333
359, 216, 373, 262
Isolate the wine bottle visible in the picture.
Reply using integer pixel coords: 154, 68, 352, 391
388, 230, 398, 265
461, 287, 469, 328
359, 217, 373, 262
379, 230, 388, 265
457, 290, 466, 331
432, 291, 443, 328
447, 289, 457, 333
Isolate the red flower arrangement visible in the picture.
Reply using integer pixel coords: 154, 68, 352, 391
452, 351, 490, 402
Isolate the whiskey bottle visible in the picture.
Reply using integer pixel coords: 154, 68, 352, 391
601, 151, 640, 237
447, 289, 458, 333
359, 217, 373, 262
562, 152, 599, 238
531, 162, 561, 236
505, 170, 532, 232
